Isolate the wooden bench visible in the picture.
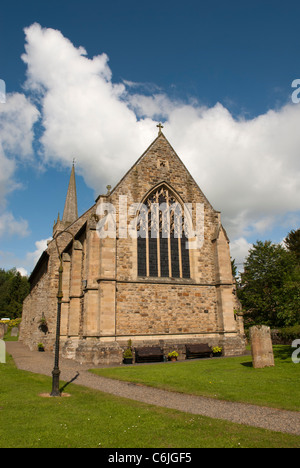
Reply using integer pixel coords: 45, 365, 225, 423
134, 346, 164, 363
185, 343, 213, 359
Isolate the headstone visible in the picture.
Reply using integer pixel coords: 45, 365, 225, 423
10, 327, 19, 337
0, 324, 5, 340
250, 325, 275, 368
0, 340, 6, 363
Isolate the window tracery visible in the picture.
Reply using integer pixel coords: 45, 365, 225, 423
137, 185, 190, 279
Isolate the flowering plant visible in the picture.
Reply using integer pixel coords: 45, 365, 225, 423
0, 318, 21, 329
168, 351, 179, 358
212, 346, 222, 354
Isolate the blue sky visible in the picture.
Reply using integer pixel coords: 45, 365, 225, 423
0, 0, 300, 274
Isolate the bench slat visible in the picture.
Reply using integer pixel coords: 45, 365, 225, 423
134, 346, 164, 363
185, 343, 212, 359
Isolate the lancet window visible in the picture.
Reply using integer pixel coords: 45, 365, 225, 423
137, 185, 190, 279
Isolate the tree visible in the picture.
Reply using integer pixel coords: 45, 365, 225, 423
276, 265, 300, 326
238, 240, 299, 327
0, 268, 30, 319
284, 229, 300, 261
231, 258, 238, 279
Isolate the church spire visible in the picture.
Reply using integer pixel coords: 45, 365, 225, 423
53, 162, 79, 237
62, 162, 78, 225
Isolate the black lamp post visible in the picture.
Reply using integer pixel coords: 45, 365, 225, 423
50, 259, 63, 396
50, 230, 74, 397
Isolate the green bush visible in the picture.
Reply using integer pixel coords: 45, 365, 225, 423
123, 339, 133, 358
277, 324, 300, 343
123, 348, 133, 358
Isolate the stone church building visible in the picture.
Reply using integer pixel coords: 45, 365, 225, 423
20, 128, 245, 364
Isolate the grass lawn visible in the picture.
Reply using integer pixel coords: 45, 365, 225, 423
3, 329, 19, 341
0, 354, 299, 448
91, 346, 300, 412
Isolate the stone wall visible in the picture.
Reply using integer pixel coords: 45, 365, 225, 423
111, 134, 220, 286
20, 206, 94, 351
20, 133, 246, 363
116, 282, 218, 336
64, 333, 245, 366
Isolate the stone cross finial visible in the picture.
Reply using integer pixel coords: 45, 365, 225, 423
106, 185, 111, 195
157, 123, 164, 134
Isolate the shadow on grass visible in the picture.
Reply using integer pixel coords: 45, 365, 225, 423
59, 371, 80, 393
273, 345, 293, 361
241, 361, 253, 367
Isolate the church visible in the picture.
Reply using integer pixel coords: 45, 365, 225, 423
20, 127, 245, 364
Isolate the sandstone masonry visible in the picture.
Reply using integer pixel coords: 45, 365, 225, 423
20, 131, 245, 364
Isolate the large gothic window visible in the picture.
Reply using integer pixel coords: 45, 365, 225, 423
137, 185, 190, 279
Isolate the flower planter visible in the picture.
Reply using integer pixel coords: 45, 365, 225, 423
212, 347, 222, 357
39, 323, 48, 334
123, 358, 133, 364
168, 351, 179, 362
123, 339, 133, 364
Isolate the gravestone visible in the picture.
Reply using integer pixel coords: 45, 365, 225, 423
250, 325, 275, 368
0, 340, 6, 363
10, 327, 19, 337
0, 324, 5, 340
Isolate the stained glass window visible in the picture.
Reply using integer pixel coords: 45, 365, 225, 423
137, 185, 190, 279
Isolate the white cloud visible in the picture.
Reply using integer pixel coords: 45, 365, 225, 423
163, 103, 300, 239
127, 92, 177, 119
0, 79, 6, 104
230, 237, 253, 272
19, 23, 300, 267
0, 92, 39, 160
25, 238, 50, 267
0, 92, 39, 239
0, 146, 16, 210
0, 212, 29, 238
21, 23, 154, 193
0, 237, 51, 276
17, 267, 29, 277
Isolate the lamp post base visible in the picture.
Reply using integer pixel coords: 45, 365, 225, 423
50, 367, 61, 397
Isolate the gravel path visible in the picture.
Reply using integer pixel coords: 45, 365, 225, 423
6, 341, 300, 436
